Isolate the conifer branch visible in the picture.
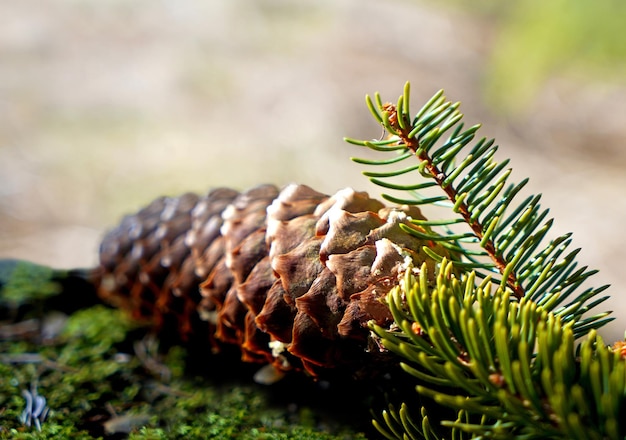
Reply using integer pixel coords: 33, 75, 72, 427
378, 86, 521, 299
369, 260, 625, 439
346, 83, 611, 337
346, 83, 621, 439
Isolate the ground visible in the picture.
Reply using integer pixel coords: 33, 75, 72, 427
0, 304, 371, 439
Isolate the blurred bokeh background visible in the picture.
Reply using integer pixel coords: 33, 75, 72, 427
1, 0, 626, 340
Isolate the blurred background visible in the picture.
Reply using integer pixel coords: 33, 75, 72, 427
1, 0, 626, 340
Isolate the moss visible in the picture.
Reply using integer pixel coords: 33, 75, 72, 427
0, 260, 62, 308
0, 306, 368, 439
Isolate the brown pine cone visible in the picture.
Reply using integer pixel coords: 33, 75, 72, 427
95, 184, 447, 378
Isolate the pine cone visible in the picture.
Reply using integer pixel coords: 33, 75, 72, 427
95, 184, 447, 378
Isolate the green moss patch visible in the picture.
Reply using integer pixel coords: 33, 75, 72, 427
0, 306, 367, 439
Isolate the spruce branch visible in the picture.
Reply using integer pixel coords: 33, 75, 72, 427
382, 95, 519, 299
370, 260, 626, 439
345, 84, 624, 439
357, 84, 523, 299
345, 83, 611, 337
